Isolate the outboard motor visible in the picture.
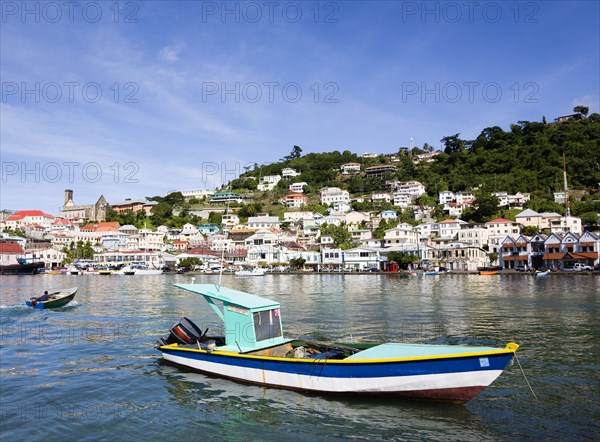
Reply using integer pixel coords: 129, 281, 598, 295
169, 317, 205, 345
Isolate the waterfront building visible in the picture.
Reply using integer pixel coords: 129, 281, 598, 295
424, 242, 489, 272
486, 218, 521, 253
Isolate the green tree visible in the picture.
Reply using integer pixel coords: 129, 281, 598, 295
573, 105, 589, 117
386, 252, 420, 270
289, 257, 306, 269
178, 257, 202, 268
320, 224, 352, 248
521, 225, 539, 236
441, 134, 465, 154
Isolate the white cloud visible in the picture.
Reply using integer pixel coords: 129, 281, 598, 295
158, 43, 184, 63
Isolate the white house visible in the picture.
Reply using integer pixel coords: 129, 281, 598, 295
389, 181, 426, 199
383, 223, 418, 247
438, 219, 467, 240
439, 191, 455, 205
248, 216, 281, 230
321, 248, 344, 268
340, 163, 361, 175
321, 187, 350, 205
393, 193, 411, 209
330, 201, 352, 213
3, 210, 55, 230
485, 218, 521, 253
257, 175, 282, 191
289, 182, 308, 193
457, 224, 489, 248
179, 189, 214, 200
550, 215, 583, 234
343, 247, 386, 270
371, 192, 391, 203
281, 168, 300, 179
455, 192, 475, 204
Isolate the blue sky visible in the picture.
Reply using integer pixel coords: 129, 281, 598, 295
1, 1, 598, 214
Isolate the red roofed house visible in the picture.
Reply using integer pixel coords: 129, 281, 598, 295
280, 193, 308, 208
0, 241, 25, 266
3, 210, 55, 230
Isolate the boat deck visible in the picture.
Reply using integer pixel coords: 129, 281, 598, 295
345, 343, 502, 360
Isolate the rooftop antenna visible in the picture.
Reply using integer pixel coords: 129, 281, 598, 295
563, 152, 570, 217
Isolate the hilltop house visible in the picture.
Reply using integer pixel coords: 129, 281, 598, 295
257, 175, 281, 191
340, 163, 361, 175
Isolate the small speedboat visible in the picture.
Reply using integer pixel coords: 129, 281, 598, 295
157, 284, 519, 403
235, 267, 265, 277
26, 287, 78, 309
535, 270, 550, 277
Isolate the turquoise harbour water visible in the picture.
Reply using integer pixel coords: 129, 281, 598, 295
1, 274, 598, 441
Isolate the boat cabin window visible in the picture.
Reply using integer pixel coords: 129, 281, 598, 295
253, 309, 282, 342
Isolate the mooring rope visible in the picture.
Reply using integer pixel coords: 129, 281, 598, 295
514, 352, 544, 408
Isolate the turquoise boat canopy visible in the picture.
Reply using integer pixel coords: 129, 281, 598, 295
174, 284, 291, 353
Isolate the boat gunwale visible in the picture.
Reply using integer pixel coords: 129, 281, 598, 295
158, 342, 518, 364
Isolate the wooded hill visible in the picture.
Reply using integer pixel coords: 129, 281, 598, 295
228, 112, 600, 223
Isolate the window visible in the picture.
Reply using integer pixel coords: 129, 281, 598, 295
253, 309, 282, 342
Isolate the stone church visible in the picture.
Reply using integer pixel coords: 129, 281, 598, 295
58, 189, 108, 222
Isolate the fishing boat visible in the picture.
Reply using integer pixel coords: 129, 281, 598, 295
26, 287, 78, 309
235, 267, 265, 277
156, 284, 519, 403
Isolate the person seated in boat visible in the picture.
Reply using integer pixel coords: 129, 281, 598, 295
34, 291, 50, 302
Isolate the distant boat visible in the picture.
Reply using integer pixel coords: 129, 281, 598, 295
157, 284, 519, 403
478, 267, 500, 276
235, 267, 265, 277
119, 262, 162, 275
26, 287, 78, 309
535, 270, 550, 277
424, 271, 439, 276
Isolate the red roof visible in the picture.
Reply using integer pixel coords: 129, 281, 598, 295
439, 219, 459, 223
6, 210, 54, 221
486, 218, 513, 224
0, 242, 25, 254
96, 222, 121, 232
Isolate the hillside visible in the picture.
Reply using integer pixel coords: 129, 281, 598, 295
225, 113, 600, 221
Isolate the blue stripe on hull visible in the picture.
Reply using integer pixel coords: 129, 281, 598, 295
160, 349, 513, 378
